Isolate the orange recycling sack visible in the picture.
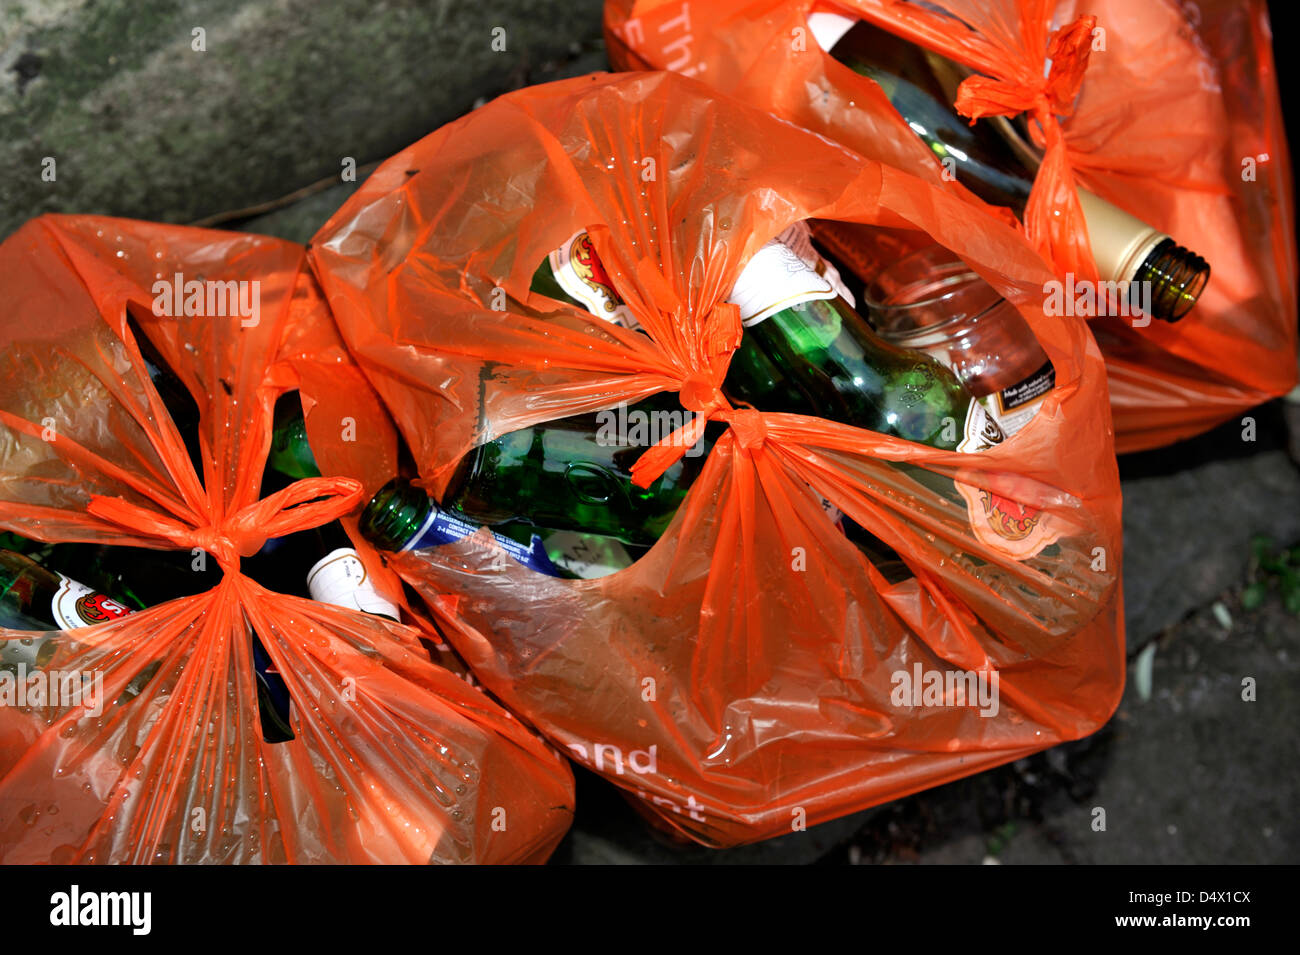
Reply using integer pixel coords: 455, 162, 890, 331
308, 71, 1126, 847
604, 0, 1298, 453
0, 215, 574, 864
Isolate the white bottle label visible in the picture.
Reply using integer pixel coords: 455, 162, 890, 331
48, 571, 131, 631
956, 400, 1007, 454
306, 548, 401, 620
728, 239, 839, 327
548, 230, 641, 329
50, 575, 133, 630
807, 11, 857, 52
775, 222, 857, 309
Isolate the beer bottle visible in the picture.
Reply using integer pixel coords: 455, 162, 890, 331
440, 391, 720, 547
0, 548, 294, 733
0, 548, 158, 703
497, 522, 647, 580
358, 477, 564, 575
806, 12, 1210, 322
258, 393, 402, 621
0, 548, 134, 635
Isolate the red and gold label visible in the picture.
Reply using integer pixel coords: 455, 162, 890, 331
955, 476, 1068, 560
548, 230, 640, 328
51, 576, 133, 630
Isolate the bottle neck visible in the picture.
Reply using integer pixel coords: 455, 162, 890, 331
359, 479, 434, 552
268, 395, 321, 481
814, 13, 1210, 322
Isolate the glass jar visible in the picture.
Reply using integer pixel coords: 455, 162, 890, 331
865, 244, 1055, 439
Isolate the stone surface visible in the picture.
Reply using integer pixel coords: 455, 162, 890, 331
1118, 400, 1300, 648
1, 0, 607, 240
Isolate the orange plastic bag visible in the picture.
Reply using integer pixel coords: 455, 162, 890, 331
0, 215, 574, 863
309, 71, 1125, 847
604, 0, 1298, 453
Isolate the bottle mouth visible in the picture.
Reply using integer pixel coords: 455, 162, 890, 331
1140, 239, 1211, 322
863, 245, 1005, 345
359, 478, 424, 552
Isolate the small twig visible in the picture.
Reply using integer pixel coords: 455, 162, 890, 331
186, 159, 384, 228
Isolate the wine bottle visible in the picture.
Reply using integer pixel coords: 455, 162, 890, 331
806, 12, 1210, 321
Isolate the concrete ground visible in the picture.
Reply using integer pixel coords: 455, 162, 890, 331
4, 0, 1297, 865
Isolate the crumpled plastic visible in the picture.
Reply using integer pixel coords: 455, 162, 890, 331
0, 215, 575, 863
605, 0, 1298, 453
309, 71, 1126, 847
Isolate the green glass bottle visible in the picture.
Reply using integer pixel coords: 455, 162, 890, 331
358, 478, 564, 575
726, 285, 982, 450
441, 392, 720, 546
255, 392, 402, 621
497, 521, 647, 580
807, 12, 1210, 322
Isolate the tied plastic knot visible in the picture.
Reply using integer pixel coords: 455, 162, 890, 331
185, 524, 256, 569
678, 373, 728, 416
629, 374, 727, 490
86, 476, 365, 573
952, 15, 1100, 277
723, 408, 767, 451
953, 16, 1098, 128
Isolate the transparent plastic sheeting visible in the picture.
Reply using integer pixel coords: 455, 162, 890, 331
606, 0, 1298, 453
309, 71, 1126, 847
0, 217, 575, 863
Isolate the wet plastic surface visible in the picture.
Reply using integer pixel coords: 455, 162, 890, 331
0, 216, 575, 863
309, 71, 1126, 846
605, 0, 1298, 453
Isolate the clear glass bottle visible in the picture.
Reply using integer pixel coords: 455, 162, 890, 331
866, 244, 1055, 438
